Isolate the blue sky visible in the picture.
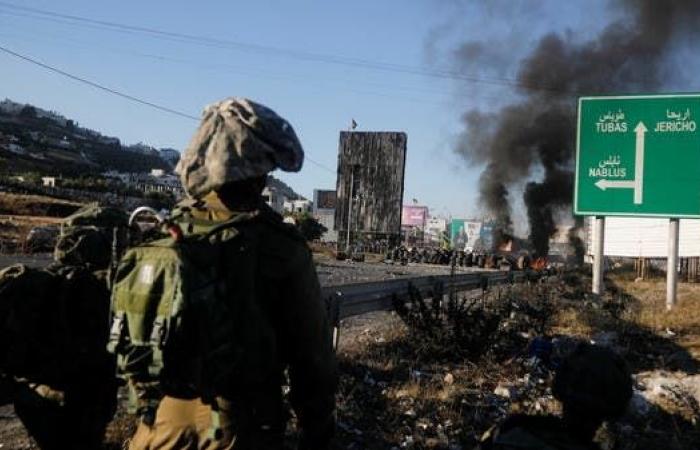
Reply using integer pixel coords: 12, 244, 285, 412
0, 0, 620, 221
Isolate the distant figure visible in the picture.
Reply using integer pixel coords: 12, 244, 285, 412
111, 98, 337, 450
477, 343, 633, 450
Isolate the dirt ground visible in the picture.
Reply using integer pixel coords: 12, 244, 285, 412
1, 270, 699, 449
0, 193, 698, 448
0, 192, 82, 253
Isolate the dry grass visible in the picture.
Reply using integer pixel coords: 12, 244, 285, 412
333, 274, 700, 449
617, 277, 700, 332
0, 192, 82, 253
0, 192, 82, 218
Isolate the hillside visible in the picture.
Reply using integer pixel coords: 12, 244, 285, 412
0, 99, 171, 176
267, 174, 306, 200
0, 100, 307, 201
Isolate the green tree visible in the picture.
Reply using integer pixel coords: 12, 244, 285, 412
19, 105, 37, 119
287, 212, 327, 241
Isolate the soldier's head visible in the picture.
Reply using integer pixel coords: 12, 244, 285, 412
553, 342, 632, 440
176, 97, 304, 208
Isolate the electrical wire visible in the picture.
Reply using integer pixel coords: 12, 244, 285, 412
0, 1, 571, 95
0, 43, 337, 174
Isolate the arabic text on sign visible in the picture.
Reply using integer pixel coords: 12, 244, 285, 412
655, 108, 697, 133
596, 110, 627, 133
589, 154, 626, 178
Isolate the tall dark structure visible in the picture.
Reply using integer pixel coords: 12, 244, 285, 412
335, 131, 407, 249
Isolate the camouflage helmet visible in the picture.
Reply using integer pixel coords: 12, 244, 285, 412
176, 97, 304, 198
553, 343, 632, 421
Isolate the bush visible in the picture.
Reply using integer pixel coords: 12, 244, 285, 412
286, 212, 327, 241
393, 284, 555, 363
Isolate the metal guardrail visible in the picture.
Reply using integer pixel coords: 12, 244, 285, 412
322, 269, 534, 325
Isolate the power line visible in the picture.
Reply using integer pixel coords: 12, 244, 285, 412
0, 1, 569, 95
0, 44, 199, 121
0, 43, 337, 174
0, 25, 464, 105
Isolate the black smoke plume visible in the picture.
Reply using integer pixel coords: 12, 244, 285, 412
454, 0, 700, 257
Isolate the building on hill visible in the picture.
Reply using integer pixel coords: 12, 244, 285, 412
126, 142, 159, 155
262, 186, 285, 214
284, 199, 312, 214
36, 109, 67, 127
0, 99, 68, 126
47, 136, 72, 149
132, 170, 183, 197
41, 176, 59, 188
0, 99, 24, 115
0, 132, 25, 155
102, 170, 131, 184
98, 136, 120, 146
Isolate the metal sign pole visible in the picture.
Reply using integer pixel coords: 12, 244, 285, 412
592, 216, 605, 295
667, 218, 680, 310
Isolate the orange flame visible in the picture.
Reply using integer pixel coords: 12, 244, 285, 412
531, 257, 548, 271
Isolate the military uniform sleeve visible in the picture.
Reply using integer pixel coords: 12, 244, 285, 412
278, 246, 338, 450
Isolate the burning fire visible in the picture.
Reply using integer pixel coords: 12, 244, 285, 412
531, 257, 548, 271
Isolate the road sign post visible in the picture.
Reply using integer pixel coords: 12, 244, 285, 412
576, 94, 700, 308
592, 216, 605, 295
667, 218, 680, 309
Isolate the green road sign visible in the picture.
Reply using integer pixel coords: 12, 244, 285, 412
575, 94, 700, 217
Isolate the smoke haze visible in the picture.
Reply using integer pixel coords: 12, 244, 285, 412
453, 0, 700, 256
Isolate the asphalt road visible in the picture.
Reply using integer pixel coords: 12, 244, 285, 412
0, 253, 53, 269
0, 252, 490, 286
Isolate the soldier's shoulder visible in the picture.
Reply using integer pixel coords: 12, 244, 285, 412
252, 207, 310, 259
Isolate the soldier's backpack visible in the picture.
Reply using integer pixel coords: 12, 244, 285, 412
54, 203, 130, 270
108, 209, 259, 419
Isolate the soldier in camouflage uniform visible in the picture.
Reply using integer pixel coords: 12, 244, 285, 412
1, 204, 126, 449
477, 343, 633, 450
127, 98, 337, 450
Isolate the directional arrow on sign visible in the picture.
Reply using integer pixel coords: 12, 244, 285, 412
594, 121, 647, 204
633, 121, 647, 204
595, 179, 635, 190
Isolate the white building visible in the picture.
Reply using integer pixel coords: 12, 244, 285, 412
102, 170, 131, 184
314, 210, 338, 242
284, 199, 312, 214
131, 170, 183, 197
312, 189, 337, 242
262, 186, 285, 214
41, 176, 57, 188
